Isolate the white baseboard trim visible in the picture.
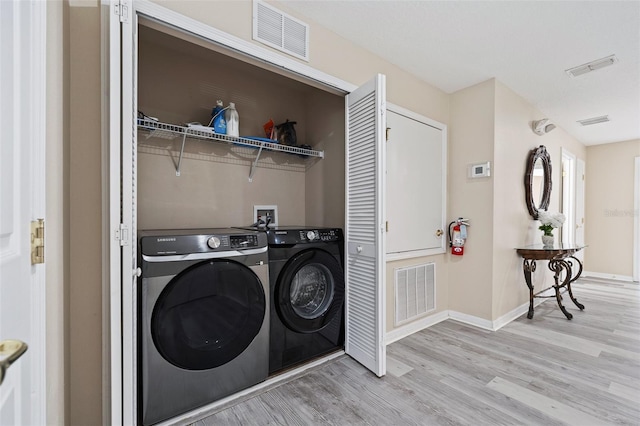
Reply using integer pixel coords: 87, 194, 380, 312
492, 303, 530, 331
385, 311, 449, 345
448, 310, 495, 331
583, 271, 635, 282
386, 296, 553, 341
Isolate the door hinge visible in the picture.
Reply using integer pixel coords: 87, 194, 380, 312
386, 221, 389, 232
31, 219, 45, 265
386, 127, 390, 141
115, 224, 130, 247
114, 0, 129, 23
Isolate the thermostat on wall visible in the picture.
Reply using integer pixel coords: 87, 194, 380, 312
469, 162, 491, 178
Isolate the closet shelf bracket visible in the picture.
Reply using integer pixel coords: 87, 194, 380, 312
176, 133, 187, 177
249, 145, 265, 182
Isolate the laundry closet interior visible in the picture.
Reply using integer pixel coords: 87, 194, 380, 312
137, 22, 346, 231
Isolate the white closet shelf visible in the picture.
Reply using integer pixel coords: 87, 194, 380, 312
137, 119, 324, 180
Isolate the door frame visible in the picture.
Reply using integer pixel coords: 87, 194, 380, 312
634, 157, 639, 282
561, 148, 576, 245
109, 0, 386, 423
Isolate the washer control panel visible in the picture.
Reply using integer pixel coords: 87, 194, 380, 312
139, 229, 265, 255
230, 234, 260, 249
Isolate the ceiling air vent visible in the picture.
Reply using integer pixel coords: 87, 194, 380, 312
565, 55, 618, 78
577, 115, 610, 126
253, 1, 309, 61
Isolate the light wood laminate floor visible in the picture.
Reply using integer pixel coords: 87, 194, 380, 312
194, 279, 640, 425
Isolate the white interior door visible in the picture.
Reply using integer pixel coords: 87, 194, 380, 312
345, 74, 386, 377
575, 159, 586, 262
0, 1, 46, 424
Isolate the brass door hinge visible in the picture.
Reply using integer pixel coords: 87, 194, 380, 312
31, 219, 44, 265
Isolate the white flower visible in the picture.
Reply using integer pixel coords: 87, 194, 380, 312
538, 209, 566, 228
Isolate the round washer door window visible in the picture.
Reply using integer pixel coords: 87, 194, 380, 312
151, 259, 265, 370
276, 249, 344, 333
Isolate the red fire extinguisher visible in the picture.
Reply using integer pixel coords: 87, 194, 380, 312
448, 218, 470, 256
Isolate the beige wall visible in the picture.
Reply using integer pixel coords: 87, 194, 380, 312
448, 79, 586, 322
492, 81, 586, 319
304, 91, 346, 228
448, 79, 495, 320
585, 139, 640, 278
68, 3, 103, 424
69, 3, 103, 424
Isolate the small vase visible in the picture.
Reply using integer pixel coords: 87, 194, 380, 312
541, 234, 554, 248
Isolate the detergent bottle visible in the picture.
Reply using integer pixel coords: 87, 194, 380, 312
210, 100, 227, 134
225, 102, 239, 137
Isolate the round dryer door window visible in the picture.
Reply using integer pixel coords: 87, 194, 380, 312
151, 259, 265, 370
276, 249, 344, 333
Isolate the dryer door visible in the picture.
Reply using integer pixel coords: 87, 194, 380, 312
151, 259, 265, 370
276, 249, 344, 333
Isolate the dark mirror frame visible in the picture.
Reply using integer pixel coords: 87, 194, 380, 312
524, 145, 552, 220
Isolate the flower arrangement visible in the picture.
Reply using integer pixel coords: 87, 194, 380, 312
537, 209, 566, 236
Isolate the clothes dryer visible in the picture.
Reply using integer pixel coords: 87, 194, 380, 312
138, 228, 269, 425
240, 226, 345, 374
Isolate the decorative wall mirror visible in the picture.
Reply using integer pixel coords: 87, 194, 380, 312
524, 145, 552, 220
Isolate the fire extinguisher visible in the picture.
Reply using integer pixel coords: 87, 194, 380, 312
448, 218, 470, 256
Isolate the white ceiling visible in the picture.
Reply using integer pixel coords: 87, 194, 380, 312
281, 0, 640, 146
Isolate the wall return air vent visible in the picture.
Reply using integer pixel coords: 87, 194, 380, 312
565, 54, 618, 78
253, 0, 309, 61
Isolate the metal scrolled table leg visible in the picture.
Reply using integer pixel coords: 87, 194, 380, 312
566, 256, 585, 310
523, 259, 536, 319
548, 259, 573, 320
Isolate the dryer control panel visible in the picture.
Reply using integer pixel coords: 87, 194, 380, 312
299, 229, 341, 242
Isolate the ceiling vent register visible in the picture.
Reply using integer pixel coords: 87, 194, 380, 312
577, 115, 610, 126
565, 54, 618, 78
253, 0, 309, 61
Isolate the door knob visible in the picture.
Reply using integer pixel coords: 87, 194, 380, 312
435, 229, 444, 237
0, 340, 28, 386
356, 245, 363, 253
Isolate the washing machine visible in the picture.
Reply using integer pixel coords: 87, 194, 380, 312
138, 228, 269, 425
241, 226, 345, 374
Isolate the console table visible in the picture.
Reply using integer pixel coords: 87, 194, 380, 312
516, 244, 586, 320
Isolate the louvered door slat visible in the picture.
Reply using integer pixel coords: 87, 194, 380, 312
345, 74, 386, 377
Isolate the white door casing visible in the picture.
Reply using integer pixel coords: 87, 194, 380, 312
561, 148, 576, 245
345, 74, 387, 377
0, 0, 47, 424
575, 158, 586, 263
634, 157, 639, 282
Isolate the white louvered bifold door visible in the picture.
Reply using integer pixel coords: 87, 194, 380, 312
344, 74, 387, 377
